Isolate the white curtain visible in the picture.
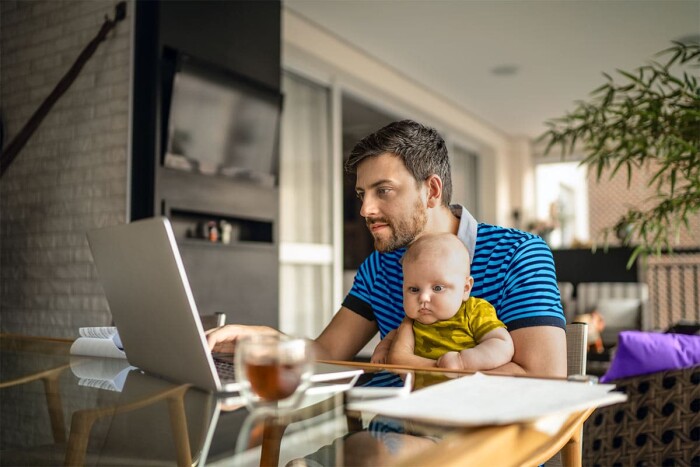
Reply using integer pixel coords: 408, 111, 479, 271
278, 72, 334, 338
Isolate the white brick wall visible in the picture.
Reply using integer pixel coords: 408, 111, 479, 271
1, 0, 132, 338
588, 163, 700, 248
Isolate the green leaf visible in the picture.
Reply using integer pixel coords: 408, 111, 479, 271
626, 246, 644, 269
618, 69, 643, 84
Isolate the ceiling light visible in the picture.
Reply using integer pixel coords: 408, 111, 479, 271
490, 64, 519, 76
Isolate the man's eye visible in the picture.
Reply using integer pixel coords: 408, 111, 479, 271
377, 188, 391, 196
432, 285, 444, 292
356, 192, 364, 201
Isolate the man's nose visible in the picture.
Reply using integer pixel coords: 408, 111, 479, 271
359, 195, 378, 218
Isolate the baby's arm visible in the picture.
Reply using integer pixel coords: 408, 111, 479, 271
388, 318, 437, 368
370, 330, 395, 364
437, 327, 514, 371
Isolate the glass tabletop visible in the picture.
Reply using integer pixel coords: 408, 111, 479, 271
0, 334, 587, 466
204, 368, 461, 467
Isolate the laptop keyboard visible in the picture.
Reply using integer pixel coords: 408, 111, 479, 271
213, 357, 236, 381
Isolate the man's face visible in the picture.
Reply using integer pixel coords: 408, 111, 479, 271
402, 255, 471, 325
355, 154, 427, 253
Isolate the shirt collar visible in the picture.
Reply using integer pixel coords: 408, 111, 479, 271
450, 204, 478, 265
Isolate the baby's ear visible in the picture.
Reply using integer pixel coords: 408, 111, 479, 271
463, 276, 474, 300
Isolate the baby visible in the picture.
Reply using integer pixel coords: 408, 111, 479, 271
375, 233, 514, 371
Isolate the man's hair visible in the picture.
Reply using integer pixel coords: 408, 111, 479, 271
345, 120, 452, 205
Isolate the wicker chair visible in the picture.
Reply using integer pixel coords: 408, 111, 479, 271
583, 365, 700, 466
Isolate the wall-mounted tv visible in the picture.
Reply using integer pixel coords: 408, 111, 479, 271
162, 52, 282, 187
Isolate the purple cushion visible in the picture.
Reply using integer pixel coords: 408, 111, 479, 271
600, 331, 700, 383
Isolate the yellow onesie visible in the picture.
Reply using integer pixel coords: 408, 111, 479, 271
412, 297, 506, 359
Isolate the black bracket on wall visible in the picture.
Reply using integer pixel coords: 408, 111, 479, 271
0, 2, 127, 178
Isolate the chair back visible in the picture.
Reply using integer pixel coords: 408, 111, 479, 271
566, 322, 588, 376
200, 312, 226, 330
533, 323, 590, 466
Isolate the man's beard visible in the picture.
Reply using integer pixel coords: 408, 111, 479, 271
367, 199, 427, 253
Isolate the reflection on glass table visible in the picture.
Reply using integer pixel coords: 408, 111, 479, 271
1, 335, 231, 466
1, 335, 599, 467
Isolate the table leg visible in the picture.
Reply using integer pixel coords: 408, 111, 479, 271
260, 421, 288, 467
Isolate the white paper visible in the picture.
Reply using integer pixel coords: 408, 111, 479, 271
78, 326, 118, 339
70, 357, 135, 392
70, 337, 127, 359
78, 327, 123, 349
347, 372, 627, 427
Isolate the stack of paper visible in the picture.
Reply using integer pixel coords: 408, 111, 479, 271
70, 326, 126, 359
347, 372, 626, 426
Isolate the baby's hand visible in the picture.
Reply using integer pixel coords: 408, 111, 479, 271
437, 351, 463, 370
371, 344, 389, 364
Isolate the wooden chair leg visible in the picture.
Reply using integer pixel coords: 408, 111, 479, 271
43, 375, 66, 444
167, 394, 192, 467
64, 411, 98, 466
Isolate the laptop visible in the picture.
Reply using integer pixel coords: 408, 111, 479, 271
87, 217, 361, 393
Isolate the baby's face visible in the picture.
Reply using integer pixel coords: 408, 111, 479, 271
402, 255, 471, 325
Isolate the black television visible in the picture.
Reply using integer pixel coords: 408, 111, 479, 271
162, 52, 282, 187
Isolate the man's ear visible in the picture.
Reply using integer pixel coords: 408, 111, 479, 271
463, 276, 474, 300
424, 174, 443, 208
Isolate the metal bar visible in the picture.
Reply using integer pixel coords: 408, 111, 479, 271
693, 265, 700, 322
667, 267, 673, 326
654, 266, 660, 329
680, 265, 686, 319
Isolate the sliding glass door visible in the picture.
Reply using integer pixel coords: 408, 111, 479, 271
278, 72, 334, 338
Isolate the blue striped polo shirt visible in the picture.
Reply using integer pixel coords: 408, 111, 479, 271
343, 208, 566, 338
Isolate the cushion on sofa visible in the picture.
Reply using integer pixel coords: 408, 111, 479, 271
595, 298, 641, 328
600, 330, 700, 383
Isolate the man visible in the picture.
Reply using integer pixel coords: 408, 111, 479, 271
207, 120, 567, 377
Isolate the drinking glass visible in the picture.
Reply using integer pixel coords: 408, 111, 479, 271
234, 334, 315, 412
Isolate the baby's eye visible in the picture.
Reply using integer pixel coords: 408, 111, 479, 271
432, 285, 444, 292
407, 286, 419, 293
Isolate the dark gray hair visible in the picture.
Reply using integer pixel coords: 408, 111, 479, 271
345, 120, 452, 205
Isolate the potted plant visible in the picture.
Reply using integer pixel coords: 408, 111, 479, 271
539, 42, 699, 266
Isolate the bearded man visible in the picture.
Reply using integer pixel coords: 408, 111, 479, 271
208, 120, 566, 377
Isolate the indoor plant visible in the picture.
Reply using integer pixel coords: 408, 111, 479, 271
539, 42, 700, 266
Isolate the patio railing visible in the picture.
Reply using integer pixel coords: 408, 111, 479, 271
645, 249, 700, 330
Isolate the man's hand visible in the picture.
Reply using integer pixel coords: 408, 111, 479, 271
205, 325, 279, 353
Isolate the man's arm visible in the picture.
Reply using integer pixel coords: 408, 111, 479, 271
314, 306, 379, 361
206, 307, 377, 361
388, 318, 436, 368
489, 326, 567, 378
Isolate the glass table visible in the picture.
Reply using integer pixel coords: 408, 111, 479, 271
0, 334, 591, 466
